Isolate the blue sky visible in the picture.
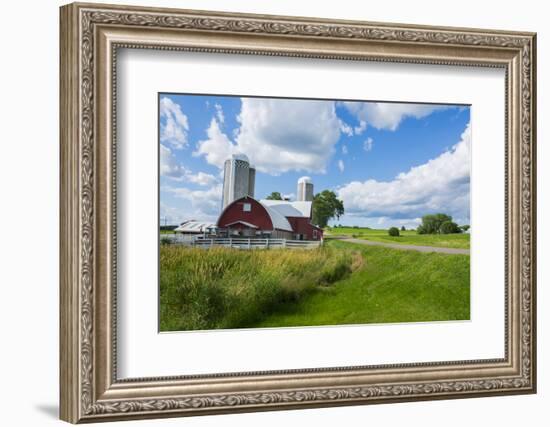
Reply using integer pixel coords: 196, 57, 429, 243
159, 93, 471, 229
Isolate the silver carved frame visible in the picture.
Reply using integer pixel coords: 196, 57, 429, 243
60, 2, 537, 423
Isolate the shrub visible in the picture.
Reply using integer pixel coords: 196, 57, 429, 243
401, 226, 406, 231
440, 221, 460, 234
160, 236, 173, 245
388, 227, 400, 237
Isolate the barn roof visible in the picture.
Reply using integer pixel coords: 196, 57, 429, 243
260, 200, 312, 218
262, 205, 293, 232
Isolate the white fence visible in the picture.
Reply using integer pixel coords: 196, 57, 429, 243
160, 235, 322, 250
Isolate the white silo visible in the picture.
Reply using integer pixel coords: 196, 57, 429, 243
297, 176, 314, 201
248, 164, 256, 199
222, 154, 255, 209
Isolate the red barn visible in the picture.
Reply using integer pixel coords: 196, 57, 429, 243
217, 196, 323, 241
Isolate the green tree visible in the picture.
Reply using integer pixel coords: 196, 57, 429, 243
266, 191, 283, 200
388, 227, 400, 237
460, 225, 470, 232
440, 220, 461, 234
417, 213, 453, 234
401, 226, 406, 231
312, 190, 344, 228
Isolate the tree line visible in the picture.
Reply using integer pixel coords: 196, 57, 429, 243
389, 213, 469, 237
416, 213, 469, 235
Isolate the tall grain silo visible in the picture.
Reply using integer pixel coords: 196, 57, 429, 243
297, 176, 314, 202
222, 154, 255, 209
248, 165, 256, 198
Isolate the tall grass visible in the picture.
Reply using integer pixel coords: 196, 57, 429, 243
160, 245, 355, 331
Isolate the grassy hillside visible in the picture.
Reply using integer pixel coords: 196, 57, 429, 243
249, 240, 470, 328
160, 240, 470, 331
160, 245, 358, 331
326, 227, 470, 249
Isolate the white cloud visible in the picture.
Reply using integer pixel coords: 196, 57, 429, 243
186, 171, 217, 186
195, 98, 342, 174
342, 102, 448, 131
160, 144, 186, 179
160, 97, 189, 149
339, 120, 354, 137
163, 184, 223, 218
363, 137, 374, 152
237, 98, 342, 174
342, 145, 348, 155
339, 118, 366, 138
337, 122, 471, 223
160, 202, 185, 225
194, 118, 236, 168
162, 144, 218, 186
354, 120, 367, 135
160, 200, 218, 224
214, 103, 225, 125
338, 159, 345, 173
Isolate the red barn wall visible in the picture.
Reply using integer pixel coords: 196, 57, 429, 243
217, 197, 273, 230
286, 217, 323, 241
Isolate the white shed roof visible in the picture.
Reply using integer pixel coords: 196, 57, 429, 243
260, 200, 312, 218
175, 221, 217, 234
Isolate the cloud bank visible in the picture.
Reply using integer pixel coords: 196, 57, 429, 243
163, 184, 223, 220
337, 122, 471, 224
341, 102, 449, 131
195, 98, 341, 174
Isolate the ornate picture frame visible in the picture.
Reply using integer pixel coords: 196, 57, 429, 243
60, 2, 536, 423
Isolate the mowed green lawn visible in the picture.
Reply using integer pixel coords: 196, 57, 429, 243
326, 227, 470, 249
248, 240, 470, 328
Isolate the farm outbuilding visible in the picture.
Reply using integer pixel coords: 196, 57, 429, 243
217, 196, 323, 241
174, 220, 217, 235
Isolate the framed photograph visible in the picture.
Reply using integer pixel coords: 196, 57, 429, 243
60, 2, 537, 423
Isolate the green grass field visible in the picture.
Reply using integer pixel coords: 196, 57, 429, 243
160, 229, 177, 234
160, 239, 470, 331
326, 227, 470, 249
250, 240, 470, 328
